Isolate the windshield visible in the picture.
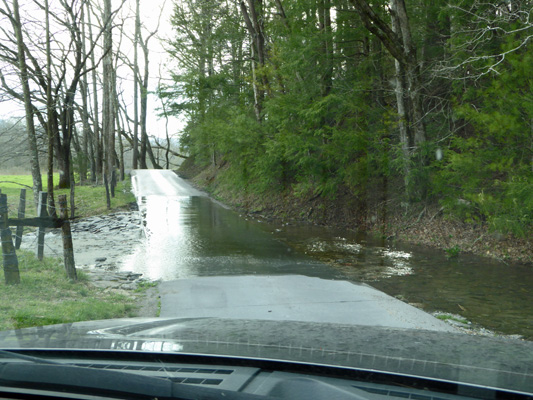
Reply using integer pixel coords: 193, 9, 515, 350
0, 0, 532, 398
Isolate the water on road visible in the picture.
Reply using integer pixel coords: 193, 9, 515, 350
124, 170, 342, 281
124, 170, 533, 339
266, 224, 533, 339
123, 195, 342, 281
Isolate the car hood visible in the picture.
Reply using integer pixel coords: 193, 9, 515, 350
0, 317, 532, 395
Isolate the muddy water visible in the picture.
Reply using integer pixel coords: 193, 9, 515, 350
264, 223, 533, 340
123, 189, 533, 340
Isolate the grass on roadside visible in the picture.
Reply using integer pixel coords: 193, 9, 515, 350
0, 172, 139, 331
0, 249, 138, 331
0, 173, 136, 219
64, 179, 136, 217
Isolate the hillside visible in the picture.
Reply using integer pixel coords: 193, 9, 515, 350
177, 159, 532, 266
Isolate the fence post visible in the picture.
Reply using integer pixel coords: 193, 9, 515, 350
58, 195, 77, 280
15, 188, 26, 249
37, 191, 48, 261
0, 193, 20, 285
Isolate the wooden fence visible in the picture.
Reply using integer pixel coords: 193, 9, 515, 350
0, 189, 77, 284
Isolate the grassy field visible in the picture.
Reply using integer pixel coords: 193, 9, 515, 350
0, 249, 138, 331
0, 173, 136, 218
0, 173, 140, 331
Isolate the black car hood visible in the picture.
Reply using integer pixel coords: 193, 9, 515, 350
0, 317, 532, 395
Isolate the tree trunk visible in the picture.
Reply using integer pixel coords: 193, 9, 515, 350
139, 29, 151, 169
240, 0, 268, 122
116, 102, 125, 181
87, 4, 102, 182
390, 4, 412, 181
393, 59, 412, 184
78, 14, 88, 188
119, 130, 125, 180
350, 0, 428, 198
132, 0, 140, 169
80, 61, 91, 184
318, 0, 333, 96
392, 0, 426, 145
12, 0, 42, 208
139, 87, 148, 169
102, 0, 114, 205
56, 151, 71, 189
45, 0, 56, 217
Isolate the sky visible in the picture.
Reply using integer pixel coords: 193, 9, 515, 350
118, 0, 185, 139
0, 0, 183, 141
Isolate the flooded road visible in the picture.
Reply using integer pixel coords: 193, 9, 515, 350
125, 170, 533, 339
124, 170, 342, 281
264, 224, 533, 340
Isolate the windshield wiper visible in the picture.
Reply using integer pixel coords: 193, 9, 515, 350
0, 362, 277, 400
0, 349, 61, 365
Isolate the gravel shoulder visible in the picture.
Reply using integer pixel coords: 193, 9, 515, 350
19, 211, 160, 317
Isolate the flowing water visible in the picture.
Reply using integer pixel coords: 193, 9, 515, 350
122, 190, 533, 340
264, 223, 533, 340
122, 195, 344, 281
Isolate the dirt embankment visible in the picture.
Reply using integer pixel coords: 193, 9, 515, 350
177, 160, 532, 266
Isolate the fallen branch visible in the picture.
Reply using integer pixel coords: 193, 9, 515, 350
150, 145, 189, 159
468, 233, 485, 251
429, 206, 445, 223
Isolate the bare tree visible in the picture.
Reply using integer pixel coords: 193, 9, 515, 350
102, 0, 115, 207
138, 10, 162, 169
86, 1, 103, 182
44, 0, 56, 217
132, 0, 140, 169
439, 1, 533, 79
79, 2, 93, 183
10, 0, 42, 207
0, 0, 112, 190
350, 0, 426, 147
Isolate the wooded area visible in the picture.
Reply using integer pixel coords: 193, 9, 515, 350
163, 0, 533, 237
0, 0, 181, 212
0, 0, 531, 238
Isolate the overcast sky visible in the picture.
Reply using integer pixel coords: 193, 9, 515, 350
0, 0, 183, 140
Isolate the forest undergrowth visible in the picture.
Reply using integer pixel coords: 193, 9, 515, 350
178, 159, 532, 266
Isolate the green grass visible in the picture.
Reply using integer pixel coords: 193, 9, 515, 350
0, 249, 138, 331
0, 174, 56, 217
0, 173, 139, 331
64, 180, 136, 216
0, 174, 136, 218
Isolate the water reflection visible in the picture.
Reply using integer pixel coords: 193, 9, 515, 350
380, 250, 413, 277
122, 185, 532, 339
122, 195, 340, 281
265, 223, 533, 339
